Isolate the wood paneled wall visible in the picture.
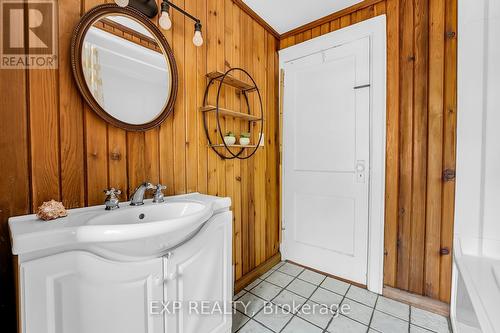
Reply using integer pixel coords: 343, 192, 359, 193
280, 0, 457, 303
0, 0, 279, 330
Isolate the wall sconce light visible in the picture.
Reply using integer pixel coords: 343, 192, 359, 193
114, 0, 203, 47
158, 0, 203, 47
159, 1, 172, 30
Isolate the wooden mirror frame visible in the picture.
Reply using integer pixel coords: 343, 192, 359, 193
71, 4, 178, 131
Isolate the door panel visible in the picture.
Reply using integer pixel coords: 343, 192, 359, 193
21, 251, 164, 333
282, 37, 371, 285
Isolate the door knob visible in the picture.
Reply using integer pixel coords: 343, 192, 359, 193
355, 160, 366, 183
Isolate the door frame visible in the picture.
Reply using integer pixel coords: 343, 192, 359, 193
278, 15, 387, 294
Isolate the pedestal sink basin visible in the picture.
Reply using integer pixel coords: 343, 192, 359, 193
9, 194, 219, 261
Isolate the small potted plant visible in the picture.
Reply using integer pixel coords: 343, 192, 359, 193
239, 132, 251, 146
223, 131, 236, 146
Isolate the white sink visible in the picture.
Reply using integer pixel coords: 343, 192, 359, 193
8, 194, 221, 261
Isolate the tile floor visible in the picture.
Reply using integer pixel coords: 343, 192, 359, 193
232, 262, 452, 333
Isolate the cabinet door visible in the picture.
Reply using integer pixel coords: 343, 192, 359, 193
165, 212, 232, 333
21, 251, 164, 333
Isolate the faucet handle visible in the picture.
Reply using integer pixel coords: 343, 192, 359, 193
104, 188, 122, 196
154, 184, 167, 191
103, 188, 121, 210
152, 184, 167, 203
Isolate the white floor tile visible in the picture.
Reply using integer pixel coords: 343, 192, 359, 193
281, 316, 323, 333
278, 263, 304, 277
272, 289, 307, 313
297, 269, 326, 285
340, 298, 374, 325
232, 310, 250, 333
375, 296, 409, 321
237, 319, 273, 333
310, 287, 344, 307
297, 300, 335, 329
321, 277, 351, 296
234, 292, 267, 317
250, 281, 282, 301
410, 324, 433, 332
254, 305, 293, 332
328, 314, 368, 333
370, 310, 409, 333
286, 278, 316, 298
411, 307, 450, 333
265, 270, 294, 288
346, 286, 378, 307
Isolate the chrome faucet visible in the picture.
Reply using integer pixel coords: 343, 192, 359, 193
152, 184, 167, 203
130, 182, 154, 206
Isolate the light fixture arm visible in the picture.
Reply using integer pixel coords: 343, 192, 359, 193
163, 0, 201, 25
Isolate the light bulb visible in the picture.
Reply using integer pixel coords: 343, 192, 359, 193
193, 30, 203, 47
159, 11, 172, 30
114, 0, 129, 7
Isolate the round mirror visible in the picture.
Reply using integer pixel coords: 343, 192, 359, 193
71, 4, 177, 131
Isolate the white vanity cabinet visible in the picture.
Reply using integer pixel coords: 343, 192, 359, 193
11, 194, 233, 333
164, 211, 232, 333
21, 252, 165, 333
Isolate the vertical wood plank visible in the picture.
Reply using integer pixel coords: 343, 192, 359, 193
383, 0, 400, 288
59, 0, 85, 208
424, 0, 445, 299
206, 0, 219, 196
108, 126, 128, 197
396, 0, 415, 291
144, 128, 160, 186
159, 0, 175, 195
185, 0, 198, 193
215, 0, 226, 198
409, 0, 429, 294
440, 0, 457, 303
127, 132, 146, 195
84, 0, 108, 206
196, 0, 208, 194
231, 2, 243, 280
329, 18, 340, 32
172, 0, 186, 194
0, 43, 29, 333
240, 11, 251, 274
320, 23, 330, 35
311, 26, 321, 38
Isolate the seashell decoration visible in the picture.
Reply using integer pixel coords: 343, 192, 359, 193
36, 200, 68, 221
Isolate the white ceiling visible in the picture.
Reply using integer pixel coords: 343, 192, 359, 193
242, 0, 364, 34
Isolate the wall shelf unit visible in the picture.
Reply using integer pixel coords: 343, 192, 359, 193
200, 105, 261, 122
206, 70, 257, 92
202, 68, 264, 160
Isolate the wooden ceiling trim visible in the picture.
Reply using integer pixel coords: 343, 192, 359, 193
280, 0, 385, 39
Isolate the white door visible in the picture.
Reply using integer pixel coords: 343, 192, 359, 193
21, 251, 164, 333
164, 212, 232, 333
281, 37, 371, 285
